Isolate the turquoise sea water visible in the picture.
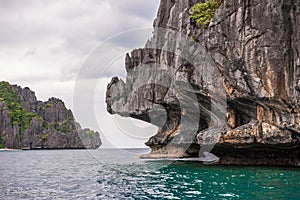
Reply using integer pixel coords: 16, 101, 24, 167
0, 149, 299, 199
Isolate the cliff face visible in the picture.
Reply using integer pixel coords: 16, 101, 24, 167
106, 0, 300, 165
0, 81, 101, 149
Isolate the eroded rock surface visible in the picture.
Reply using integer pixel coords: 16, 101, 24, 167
106, 0, 300, 165
0, 82, 101, 149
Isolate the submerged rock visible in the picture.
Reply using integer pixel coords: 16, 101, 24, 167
106, 0, 300, 165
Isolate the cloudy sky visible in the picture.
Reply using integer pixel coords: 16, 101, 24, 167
0, 0, 160, 148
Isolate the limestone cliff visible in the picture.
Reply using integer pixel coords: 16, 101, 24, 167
0, 81, 101, 149
106, 0, 300, 165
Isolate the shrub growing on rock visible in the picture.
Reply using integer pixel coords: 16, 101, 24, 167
190, 0, 222, 29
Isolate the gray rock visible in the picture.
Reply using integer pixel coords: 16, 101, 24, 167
0, 82, 101, 149
106, 0, 300, 165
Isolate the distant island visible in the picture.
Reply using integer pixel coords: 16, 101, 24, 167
0, 81, 101, 149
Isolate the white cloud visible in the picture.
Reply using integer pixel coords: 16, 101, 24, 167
0, 0, 160, 148
94, 78, 158, 148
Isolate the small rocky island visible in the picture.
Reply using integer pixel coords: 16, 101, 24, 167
0, 81, 101, 149
106, 0, 300, 165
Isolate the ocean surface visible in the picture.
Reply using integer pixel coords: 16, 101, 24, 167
0, 149, 300, 199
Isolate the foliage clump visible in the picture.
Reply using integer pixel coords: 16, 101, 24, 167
37, 116, 50, 130
40, 134, 49, 142
190, 0, 222, 29
87, 130, 94, 138
0, 81, 37, 133
61, 124, 71, 133
42, 103, 52, 111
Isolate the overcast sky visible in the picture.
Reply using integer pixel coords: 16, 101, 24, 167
0, 0, 160, 148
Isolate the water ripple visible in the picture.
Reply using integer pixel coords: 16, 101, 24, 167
1, 149, 300, 199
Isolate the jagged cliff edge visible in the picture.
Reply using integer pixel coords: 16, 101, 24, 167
0, 81, 101, 149
106, 0, 300, 165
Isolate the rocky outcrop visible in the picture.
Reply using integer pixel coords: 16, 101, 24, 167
0, 81, 101, 149
106, 0, 300, 165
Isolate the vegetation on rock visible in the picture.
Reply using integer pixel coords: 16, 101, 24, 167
190, 0, 222, 29
0, 81, 37, 133
0, 81, 102, 149
40, 134, 48, 142
87, 130, 94, 138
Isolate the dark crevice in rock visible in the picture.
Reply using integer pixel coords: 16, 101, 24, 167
106, 0, 300, 165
